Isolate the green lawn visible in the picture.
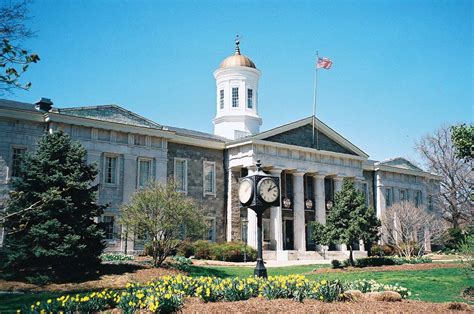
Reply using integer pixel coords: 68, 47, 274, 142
0, 265, 470, 312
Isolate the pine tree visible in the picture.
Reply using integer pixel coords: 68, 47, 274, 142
1, 131, 105, 283
313, 178, 380, 265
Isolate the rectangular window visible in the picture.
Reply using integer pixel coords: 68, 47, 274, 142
203, 161, 216, 195
305, 175, 314, 199
102, 216, 115, 240
362, 182, 369, 206
415, 190, 422, 207
247, 88, 253, 108
174, 158, 187, 192
219, 90, 224, 109
285, 173, 293, 197
400, 189, 407, 201
138, 159, 152, 187
104, 156, 118, 184
205, 217, 216, 242
263, 218, 270, 242
385, 188, 393, 207
232, 87, 239, 107
428, 195, 433, 211
11, 147, 27, 177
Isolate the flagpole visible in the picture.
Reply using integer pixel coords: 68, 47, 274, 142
312, 51, 319, 149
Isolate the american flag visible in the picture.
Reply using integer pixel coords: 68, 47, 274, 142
317, 57, 333, 69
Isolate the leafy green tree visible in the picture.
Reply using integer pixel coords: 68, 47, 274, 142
1, 131, 105, 283
0, 1, 40, 94
451, 124, 473, 160
312, 178, 380, 265
120, 180, 206, 267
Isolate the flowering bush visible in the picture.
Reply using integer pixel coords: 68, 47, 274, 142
346, 279, 411, 299
171, 256, 192, 272
24, 275, 411, 313
100, 252, 134, 263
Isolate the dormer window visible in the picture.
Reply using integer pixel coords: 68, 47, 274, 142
219, 90, 224, 109
247, 89, 253, 108
232, 87, 239, 107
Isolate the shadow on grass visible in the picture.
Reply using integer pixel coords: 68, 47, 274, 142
187, 266, 233, 278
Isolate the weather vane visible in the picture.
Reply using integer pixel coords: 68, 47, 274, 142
235, 34, 242, 54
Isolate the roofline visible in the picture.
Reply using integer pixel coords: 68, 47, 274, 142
60, 104, 162, 128
45, 112, 175, 139
363, 163, 442, 180
0, 106, 45, 122
227, 116, 369, 158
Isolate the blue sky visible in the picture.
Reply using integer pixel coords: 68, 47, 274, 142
8, 0, 473, 164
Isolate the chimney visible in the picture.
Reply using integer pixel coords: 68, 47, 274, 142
35, 98, 53, 112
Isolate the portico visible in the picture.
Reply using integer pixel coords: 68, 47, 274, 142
224, 116, 371, 260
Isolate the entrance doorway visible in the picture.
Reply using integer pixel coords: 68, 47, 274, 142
283, 219, 294, 250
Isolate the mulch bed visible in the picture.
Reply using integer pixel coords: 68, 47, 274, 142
181, 298, 473, 313
311, 262, 463, 274
0, 264, 181, 292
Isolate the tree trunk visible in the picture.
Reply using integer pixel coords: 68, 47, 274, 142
349, 244, 354, 266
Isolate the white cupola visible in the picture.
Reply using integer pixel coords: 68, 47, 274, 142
213, 37, 262, 140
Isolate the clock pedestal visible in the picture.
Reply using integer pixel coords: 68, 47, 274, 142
238, 160, 280, 278
254, 211, 267, 278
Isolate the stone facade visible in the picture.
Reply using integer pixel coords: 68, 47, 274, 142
166, 142, 226, 242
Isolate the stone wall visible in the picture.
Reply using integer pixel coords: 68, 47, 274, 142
167, 142, 226, 242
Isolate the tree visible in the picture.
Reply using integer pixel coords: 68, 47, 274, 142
0, 0, 40, 94
120, 180, 206, 267
311, 178, 380, 265
0, 131, 106, 283
451, 124, 473, 160
415, 126, 473, 228
381, 201, 445, 257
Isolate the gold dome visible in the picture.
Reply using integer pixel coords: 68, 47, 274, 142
220, 54, 256, 69
219, 38, 256, 69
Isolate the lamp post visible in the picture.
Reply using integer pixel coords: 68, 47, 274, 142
238, 160, 280, 278
242, 218, 248, 263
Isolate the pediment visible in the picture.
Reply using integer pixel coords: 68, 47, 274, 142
378, 158, 423, 171
59, 105, 161, 129
254, 117, 368, 157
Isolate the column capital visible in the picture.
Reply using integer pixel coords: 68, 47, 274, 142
355, 176, 366, 182
312, 172, 327, 179
292, 171, 306, 177
333, 176, 345, 182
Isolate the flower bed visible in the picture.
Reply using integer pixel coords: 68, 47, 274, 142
24, 275, 410, 313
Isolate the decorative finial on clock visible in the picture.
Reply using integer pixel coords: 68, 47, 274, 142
256, 159, 262, 171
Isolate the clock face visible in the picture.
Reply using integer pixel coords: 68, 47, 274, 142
257, 178, 279, 203
238, 178, 253, 205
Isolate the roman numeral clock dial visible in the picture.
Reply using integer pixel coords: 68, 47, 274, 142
257, 177, 279, 203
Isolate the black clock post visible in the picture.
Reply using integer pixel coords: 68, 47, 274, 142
238, 160, 280, 278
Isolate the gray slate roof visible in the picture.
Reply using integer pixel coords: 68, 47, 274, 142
59, 105, 162, 129
166, 125, 228, 142
0, 99, 38, 112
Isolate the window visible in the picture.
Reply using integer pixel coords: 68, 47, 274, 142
415, 190, 422, 207
219, 90, 224, 109
232, 87, 239, 107
362, 182, 369, 205
138, 159, 152, 187
400, 189, 407, 201
203, 161, 216, 195
247, 89, 253, 108
174, 158, 187, 192
304, 175, 314, 199
284, 173, 293, 197
205, 217, 216, 242
263, 218, 270, 242
11, 147, 27, 177
104, 156, 118, 184
385, 188, 393, 207
102, 216, 115, 240
428, 195, 433, 211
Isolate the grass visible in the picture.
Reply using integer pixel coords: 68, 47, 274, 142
1, 264, 470, 312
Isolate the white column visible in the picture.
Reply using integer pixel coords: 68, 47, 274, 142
333, 176, 347, 252
424, 227, 432, 252
121, 154, 137, 254
313, 174, 326, 224
270, 169, 283, 251
375, 171, 385, 219
293, 172, 306, 252
247, 209, 257, 249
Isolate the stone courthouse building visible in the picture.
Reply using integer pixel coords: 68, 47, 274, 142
0, 41, 441, 259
